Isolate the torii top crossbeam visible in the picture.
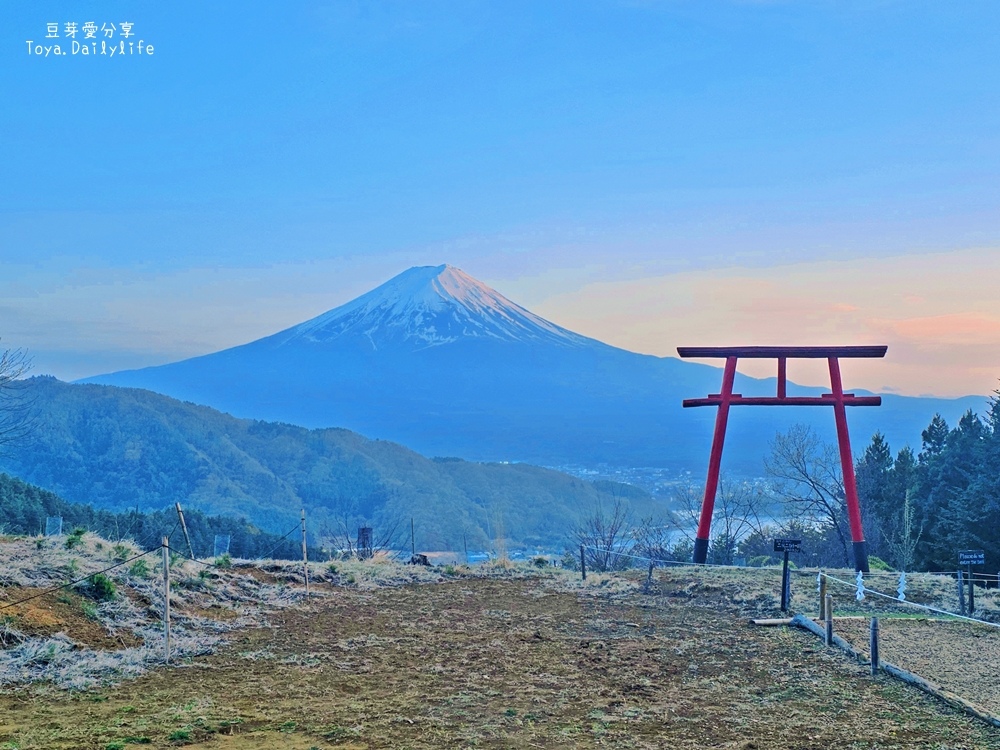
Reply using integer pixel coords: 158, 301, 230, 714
678, 345, 887, 572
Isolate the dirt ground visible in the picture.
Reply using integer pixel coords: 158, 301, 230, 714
2, 569, 1000, 749
1, 588, 144, 650
836, 615, 1000, 718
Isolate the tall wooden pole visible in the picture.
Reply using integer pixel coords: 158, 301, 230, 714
300, 509, 309, 597
780, 550, 790, 612
162, 536, 171, 663
175, 502, 195, 560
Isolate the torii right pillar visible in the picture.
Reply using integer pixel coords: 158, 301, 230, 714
678, 346, 888, 573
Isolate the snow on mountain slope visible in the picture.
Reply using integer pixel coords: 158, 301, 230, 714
271, 265, 594, 351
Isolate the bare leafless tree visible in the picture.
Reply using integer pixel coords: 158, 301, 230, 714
331, 514, 406, 560
574, 494, 634, 572
371, 516, 406, 559
674, 479, 768, 564
630, 515, 675, 562
0, 345, 32, 450
764, 424, 851, 565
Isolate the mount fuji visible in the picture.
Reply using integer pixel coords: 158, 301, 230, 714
80, 265, 985, 472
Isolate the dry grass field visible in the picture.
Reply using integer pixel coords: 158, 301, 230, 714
2, 538, 1000, 749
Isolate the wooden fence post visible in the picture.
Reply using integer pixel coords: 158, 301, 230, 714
580, 544, 586, 581
819, 572, 828, 620
870, 617, 879, 676
175, 502, 195, 560
958, 570, 966, 615
968, 566, 976, 614
300, 509, 309, 597
162, 536, 171, 664
824, 594, 833, 647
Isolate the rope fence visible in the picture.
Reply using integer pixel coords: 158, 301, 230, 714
579, 543, 1000, 629
823, 572, 1000, 629
580, 544, 753, 570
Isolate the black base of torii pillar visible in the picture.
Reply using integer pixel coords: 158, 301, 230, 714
678, 345, 887, 573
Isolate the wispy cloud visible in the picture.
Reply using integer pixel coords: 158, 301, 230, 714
530, 248, 1000, 398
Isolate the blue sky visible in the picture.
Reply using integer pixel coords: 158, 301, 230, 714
3, 1, 1000, 395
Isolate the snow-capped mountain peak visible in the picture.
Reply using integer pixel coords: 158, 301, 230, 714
276, 265, 592, 350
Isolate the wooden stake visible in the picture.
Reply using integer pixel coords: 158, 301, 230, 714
958, 570, 966, 615
162, 536, 171, 664
300, 509, 309, 597
825, 594, 833, 647
819, 572, 828, 620
870, 616, 880, 676
175, 502, 195, 560
580, 544, 587, 581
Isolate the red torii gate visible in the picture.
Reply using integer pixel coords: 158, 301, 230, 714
678, 345, 887, 573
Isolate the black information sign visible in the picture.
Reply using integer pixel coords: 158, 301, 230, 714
959, 549, 985, 566
773, 539, 802, 553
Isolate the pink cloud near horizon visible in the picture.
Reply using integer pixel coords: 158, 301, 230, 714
528, 249, 1000, 398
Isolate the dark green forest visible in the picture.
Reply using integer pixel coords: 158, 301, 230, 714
0, 377, 657, 552
856, 398, 1000, 572
728, 396, 1000, 572
0, 472, 310, 559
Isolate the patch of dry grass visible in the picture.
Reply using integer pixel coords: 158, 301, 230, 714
3, 539, 1000, 748
2, 573, 998, 749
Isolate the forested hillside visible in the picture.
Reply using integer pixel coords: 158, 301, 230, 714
0, 472, 309, 559
0, 378, 658, 551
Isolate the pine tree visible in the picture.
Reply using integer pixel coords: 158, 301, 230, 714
914, 411, 986, 570
855, 432, 894, 561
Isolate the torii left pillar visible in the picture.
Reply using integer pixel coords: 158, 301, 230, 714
678, 346, 887, 573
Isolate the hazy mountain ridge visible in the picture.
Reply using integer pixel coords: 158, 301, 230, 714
0, 377, 656, 550
79, 265, 989, 472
